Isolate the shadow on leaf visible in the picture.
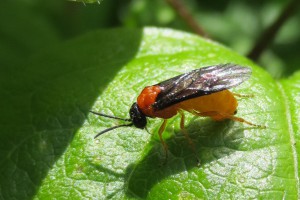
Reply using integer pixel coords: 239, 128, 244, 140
0, 29, 143, 200
124, 118, 246, 199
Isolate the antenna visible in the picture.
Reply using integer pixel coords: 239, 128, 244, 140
94, 123, 133, 139
90, 110, 133, 138
90, 111, 131, 121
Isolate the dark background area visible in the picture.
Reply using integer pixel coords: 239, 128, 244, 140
1, 0, 299, 78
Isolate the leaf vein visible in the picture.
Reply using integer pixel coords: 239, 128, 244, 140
277, 82, 299, 198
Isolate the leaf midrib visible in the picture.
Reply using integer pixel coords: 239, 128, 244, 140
276, 81, 299, 198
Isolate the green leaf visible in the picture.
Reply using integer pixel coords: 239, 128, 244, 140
1, 28, 299, 199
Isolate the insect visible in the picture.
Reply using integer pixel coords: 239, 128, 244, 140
91, 63, 264, 160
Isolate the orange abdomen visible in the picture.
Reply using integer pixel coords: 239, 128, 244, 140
179, 90, 237, 120
151, 90, 237, 120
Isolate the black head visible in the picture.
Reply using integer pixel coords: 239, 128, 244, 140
129, 102, 147, 129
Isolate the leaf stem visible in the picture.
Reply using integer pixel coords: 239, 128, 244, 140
165, 0, 209, 38
247, 0, 300, 61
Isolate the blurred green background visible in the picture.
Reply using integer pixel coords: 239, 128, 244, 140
1, 0, 299, 78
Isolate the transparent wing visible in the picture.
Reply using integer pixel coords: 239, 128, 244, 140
152, 63, 252, 110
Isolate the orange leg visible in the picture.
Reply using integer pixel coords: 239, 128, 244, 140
229, 115, 266, 128
199, 111, 266, 128
232, 93, 254, 98
179, 111, 200, 165
158, 119, 168, 162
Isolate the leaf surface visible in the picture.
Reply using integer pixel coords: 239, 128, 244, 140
0, 28, 299, 200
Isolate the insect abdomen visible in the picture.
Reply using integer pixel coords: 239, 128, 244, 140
179, 90, 238, 120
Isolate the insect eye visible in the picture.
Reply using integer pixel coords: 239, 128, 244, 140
129, 103, 147, 129
234, 110, 238, 115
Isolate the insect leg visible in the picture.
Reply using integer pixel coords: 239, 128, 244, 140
232, 93, 254, 98
199, 111, 266, 128
179, 111, 200, 165
227, 115, 266, 128
158, 119, 168, 162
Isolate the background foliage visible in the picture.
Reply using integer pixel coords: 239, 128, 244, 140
1, 0, 299, 77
